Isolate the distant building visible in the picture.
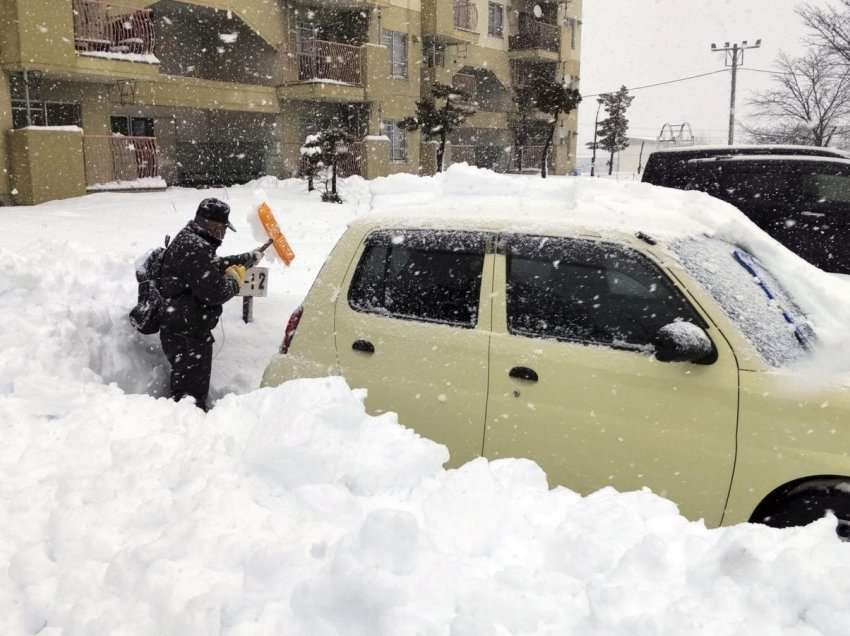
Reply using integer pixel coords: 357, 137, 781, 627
0, 0, 582, 205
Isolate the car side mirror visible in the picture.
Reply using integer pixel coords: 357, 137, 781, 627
654, 322, 717, 365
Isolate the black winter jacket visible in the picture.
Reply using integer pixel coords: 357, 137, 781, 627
159, 221, 253, 336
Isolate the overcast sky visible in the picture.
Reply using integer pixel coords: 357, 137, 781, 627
577, 0, 823, 153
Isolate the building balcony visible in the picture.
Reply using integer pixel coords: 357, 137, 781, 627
72, 0, 157, 60
508, 13, 561, 60
278, 38, 368, 102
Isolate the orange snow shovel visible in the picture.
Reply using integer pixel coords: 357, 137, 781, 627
258, 202, 295, 265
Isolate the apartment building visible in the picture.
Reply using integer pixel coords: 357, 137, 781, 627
0, 0, 581, 205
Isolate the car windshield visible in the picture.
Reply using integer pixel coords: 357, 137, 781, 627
672, 237, 814, 367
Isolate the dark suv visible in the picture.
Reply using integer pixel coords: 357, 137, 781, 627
642, 146, 850, 274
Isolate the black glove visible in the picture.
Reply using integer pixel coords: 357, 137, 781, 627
248, 249, 265, 268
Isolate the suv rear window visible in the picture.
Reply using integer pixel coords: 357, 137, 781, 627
348, 230, 487, 328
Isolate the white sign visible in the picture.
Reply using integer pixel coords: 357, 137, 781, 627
238, 267, 269, 298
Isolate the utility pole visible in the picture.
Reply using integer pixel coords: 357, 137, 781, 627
590, 99, 603, 177
711, 39, 762, 145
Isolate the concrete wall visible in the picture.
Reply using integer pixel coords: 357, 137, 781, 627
8, 129, 86, 204
0, 70, 13, 203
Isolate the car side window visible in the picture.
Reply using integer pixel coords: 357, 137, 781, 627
506, 235, 706, 349
348, 230, 487, 328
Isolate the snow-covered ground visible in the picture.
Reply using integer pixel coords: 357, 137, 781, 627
3, 167, 850, 635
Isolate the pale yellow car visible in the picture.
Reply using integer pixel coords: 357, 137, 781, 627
262, 216, 850, 536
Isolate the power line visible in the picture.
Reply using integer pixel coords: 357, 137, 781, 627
741, 66, 850, 80
581, 69, 729, 99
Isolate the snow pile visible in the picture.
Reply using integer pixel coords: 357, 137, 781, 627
4, 377, 850, 635
0, 242, 168, 397
88, 176, 168, 192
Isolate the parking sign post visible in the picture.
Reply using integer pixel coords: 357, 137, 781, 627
238, 267, 269, 324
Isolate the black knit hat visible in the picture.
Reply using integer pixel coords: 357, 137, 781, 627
196, 198, 236, 232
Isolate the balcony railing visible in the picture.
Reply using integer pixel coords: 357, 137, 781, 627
72, 0, 156, 57
509, 13, 561, 53
289, 38, 364, 86
453, 1, 478, 32
83, 135, 160, 187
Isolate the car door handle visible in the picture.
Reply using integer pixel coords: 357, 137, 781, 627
509, 366, 538, 382
352, 340, 375, 354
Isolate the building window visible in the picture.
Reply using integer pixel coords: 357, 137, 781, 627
111, 116, 155, 137
382, 120, 408, 162
11, 100, 81, 129
382, 30, 408, 78
567, 18, 578, 50
488, 3, 504, 37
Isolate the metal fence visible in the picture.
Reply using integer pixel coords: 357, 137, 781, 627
83, 135, 160, 186
72, 0, 156, 56
447, 144, 554, 173
509, 14, 561, 53
287, 142, 365, 179
286, 38, 364, 86
453, 1, 478, 32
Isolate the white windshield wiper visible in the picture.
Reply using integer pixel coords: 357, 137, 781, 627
732, 249, 814, 350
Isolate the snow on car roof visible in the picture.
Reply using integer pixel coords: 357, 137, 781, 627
359, 163, 737, 243
687, 154, 850, 166
648, 144, 850, 157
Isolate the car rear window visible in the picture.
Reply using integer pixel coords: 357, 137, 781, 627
348, 230, 487, 328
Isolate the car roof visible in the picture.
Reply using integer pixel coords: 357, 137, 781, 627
647, 144, 849, 159
687, 154, 850, 167
350, 213, 682, 255
353, 214, 634, 240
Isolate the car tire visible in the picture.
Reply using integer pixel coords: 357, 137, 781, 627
757, 488, 850, 540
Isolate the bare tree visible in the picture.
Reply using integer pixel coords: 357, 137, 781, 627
798, 1, 850, 64
745, 50, 850, 147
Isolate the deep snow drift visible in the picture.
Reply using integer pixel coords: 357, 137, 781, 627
3, 167, 850, 635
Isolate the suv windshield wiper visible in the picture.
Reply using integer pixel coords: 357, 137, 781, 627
732, 250, 814, 350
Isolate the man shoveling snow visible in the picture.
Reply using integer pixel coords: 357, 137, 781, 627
157, 198, 266, 410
